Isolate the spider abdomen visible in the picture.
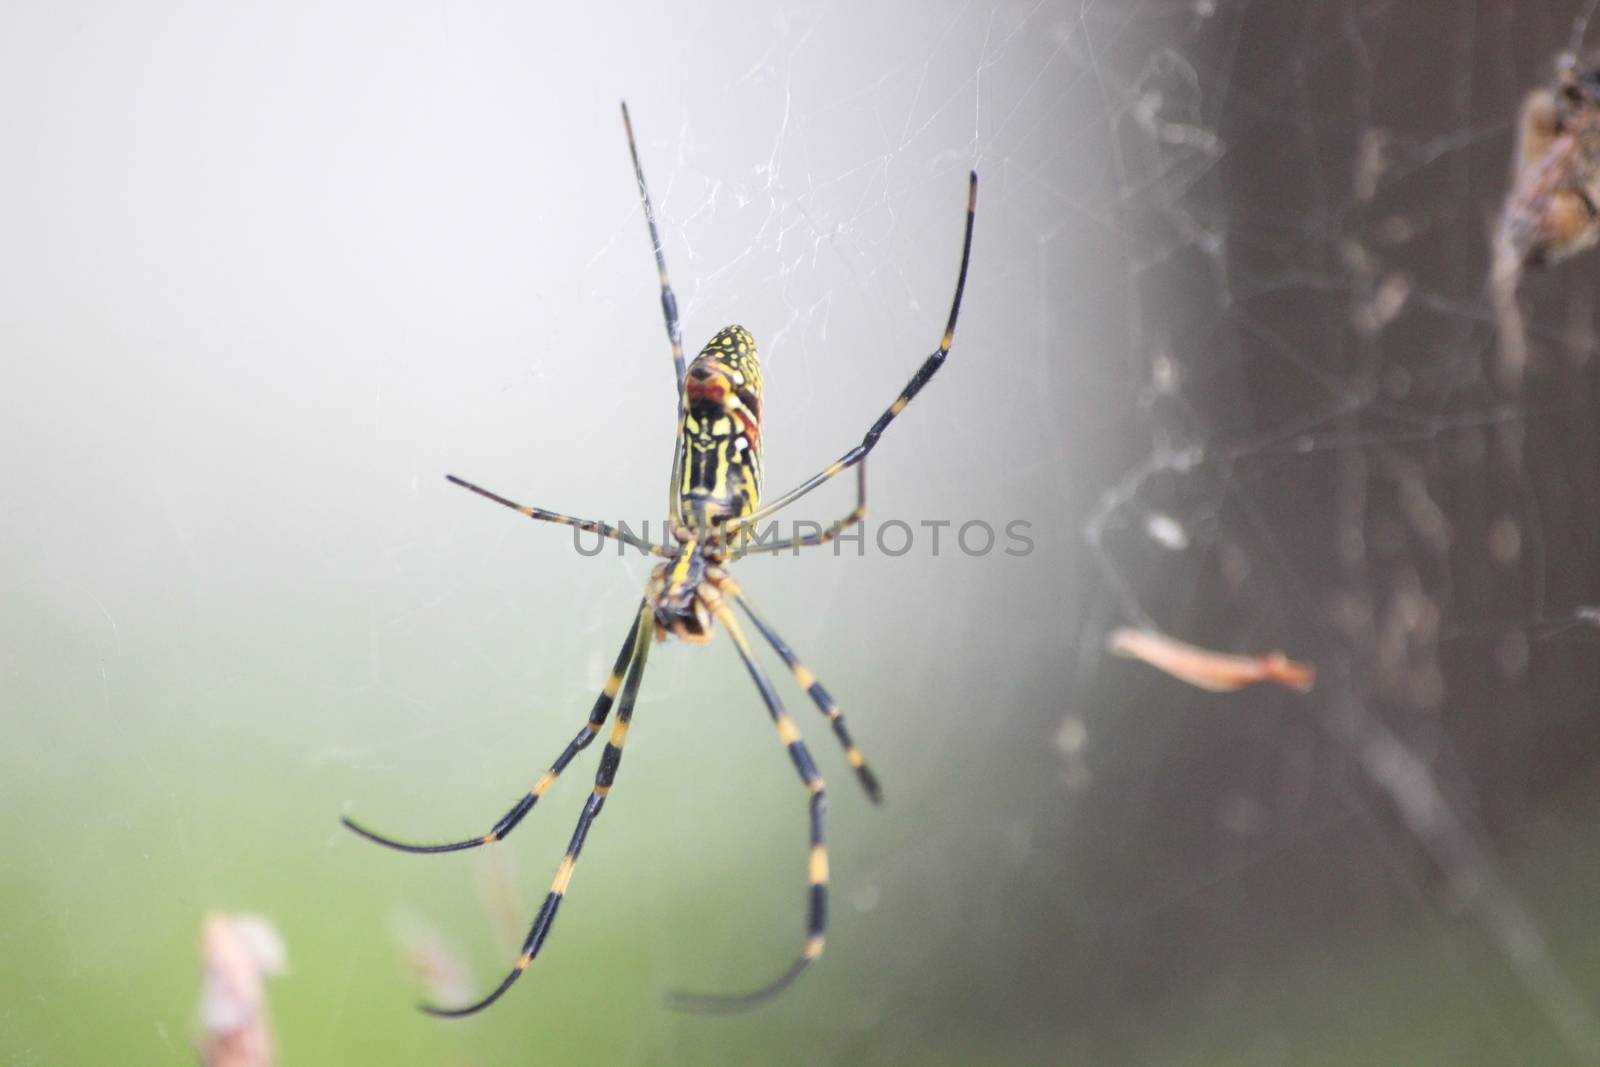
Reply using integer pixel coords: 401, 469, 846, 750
678, 326, 763, 527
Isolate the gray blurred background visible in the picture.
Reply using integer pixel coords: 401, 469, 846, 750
4, 1, 1600, 1065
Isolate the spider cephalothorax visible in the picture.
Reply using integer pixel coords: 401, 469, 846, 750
342, 101, 974, 1019
647, 539, 719, 643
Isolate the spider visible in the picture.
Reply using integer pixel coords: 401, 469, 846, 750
342, 102, 977, 1018
1499, 49, 1600, 270
1492, 47, 1600, 383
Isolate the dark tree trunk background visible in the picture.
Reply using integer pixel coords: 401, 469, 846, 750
977, 1, 1600, 1059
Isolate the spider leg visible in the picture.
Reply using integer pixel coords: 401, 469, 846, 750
445, 474, 668, 556
721, 579, 880, 803
621, 101, 686, 396
340, 602, 648, 854
723, 172, 976, 534
620, 101, 690, 529
734, 463, 866, 558
423, 602, 655, 1017
666, 596, 828, 1013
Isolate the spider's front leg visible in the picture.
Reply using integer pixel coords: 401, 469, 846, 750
666, 588, 830, 1012
340, 602, 650, 854
716, 577, 881, 803
423, 602, 655, 1017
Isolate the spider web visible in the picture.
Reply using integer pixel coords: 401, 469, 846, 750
4, 1, 1600, 1065
1065, 1, 1600, 1063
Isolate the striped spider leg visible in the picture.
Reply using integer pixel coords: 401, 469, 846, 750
341, 600, 651, 1015
440, 602, 652, 1016
663, 577, 833, 1012
340, 601, 650, 859
719, 172, 976, 542
733, 462, 868, 558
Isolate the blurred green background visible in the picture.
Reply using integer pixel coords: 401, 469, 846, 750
6, 2, 1600, 1065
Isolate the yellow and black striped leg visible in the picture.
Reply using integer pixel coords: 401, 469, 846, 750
620, 101, 685, 395
340, 602, 648, 854
736, 463, 867, 557
446, 474, 668, 556
423, 604, 655, 1018
722, 581, 881, 803
667, 600, 828, 1013
723, 172, 976, 535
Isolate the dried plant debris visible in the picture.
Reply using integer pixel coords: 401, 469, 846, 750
1108, 627, 1315, 694
394, 912, 477, 1010
196, 913, 287, 1067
